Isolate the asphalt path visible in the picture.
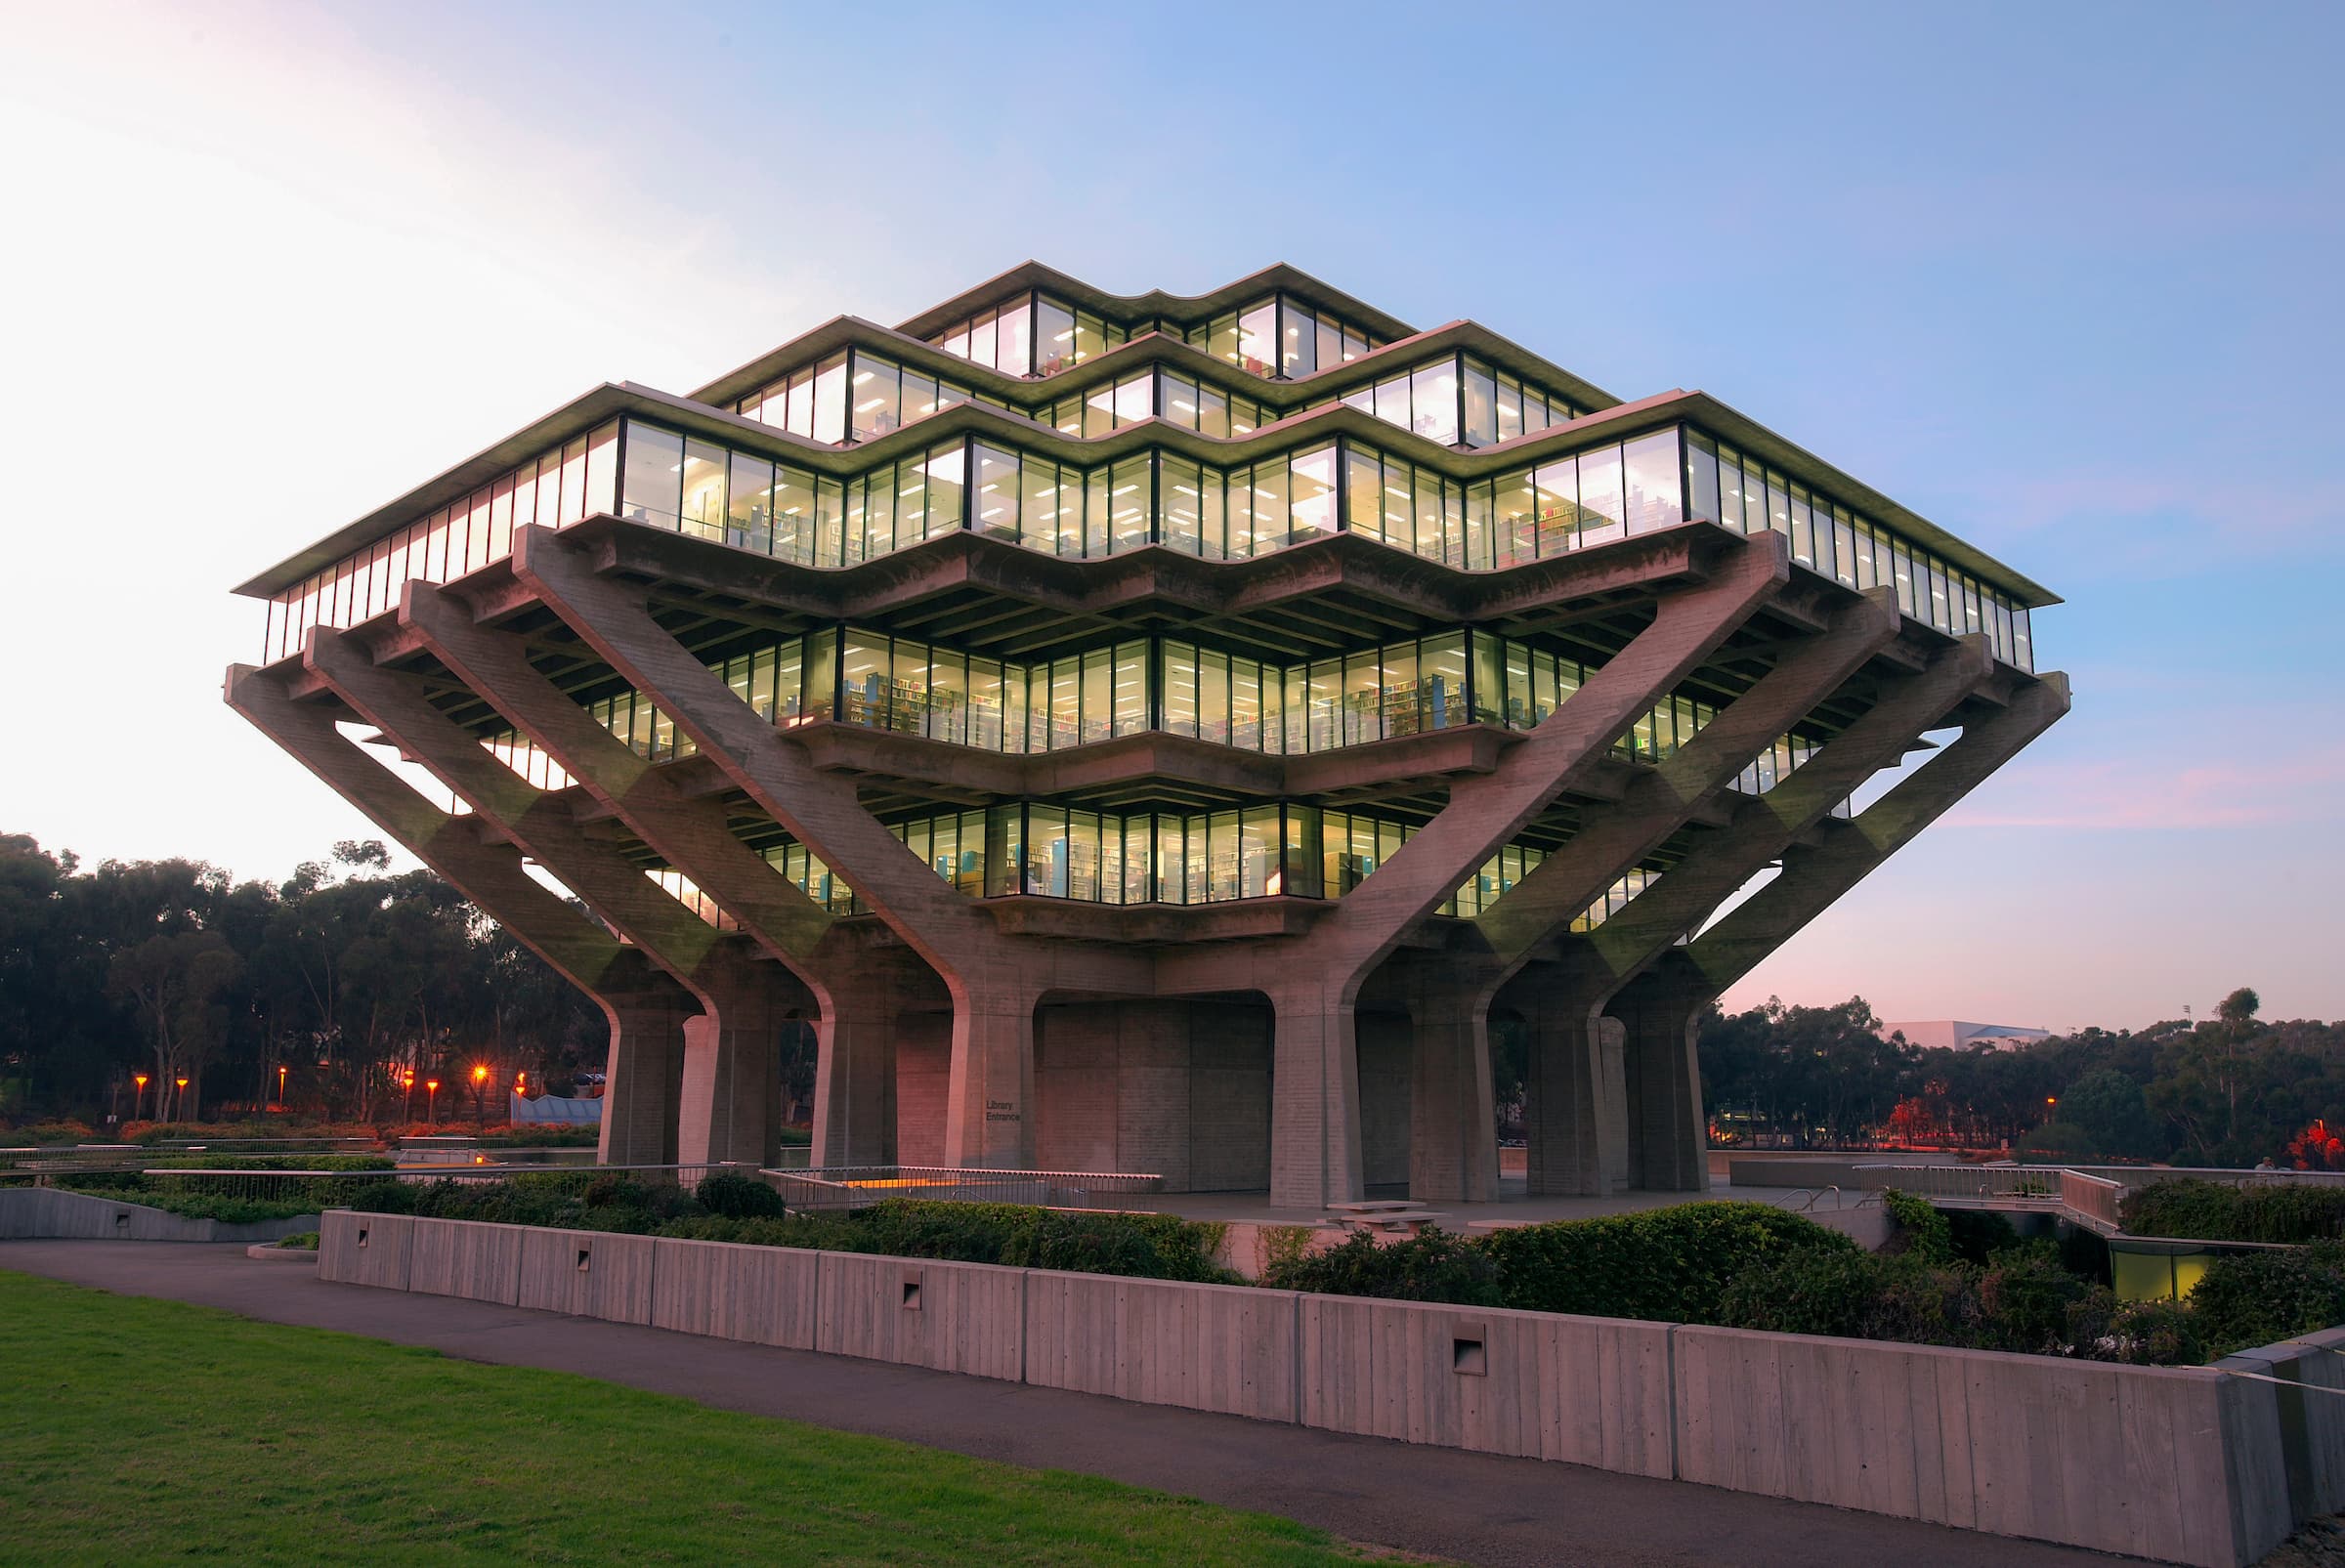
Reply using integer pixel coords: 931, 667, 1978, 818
0, 1242, 2130, 1568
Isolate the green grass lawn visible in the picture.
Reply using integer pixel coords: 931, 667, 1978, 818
0, 1270, 1400, 1565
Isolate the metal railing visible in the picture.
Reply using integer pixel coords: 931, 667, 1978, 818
1858, 1165, 2065, 1203
2058, 1169, 2126, 1233
45, 1162, 754, 1206
762, 1165, 1164, 1213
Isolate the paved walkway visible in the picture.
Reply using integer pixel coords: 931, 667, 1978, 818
0, 1242, 2124, 1568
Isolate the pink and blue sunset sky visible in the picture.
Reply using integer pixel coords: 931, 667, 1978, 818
1, 1, 2337, 1032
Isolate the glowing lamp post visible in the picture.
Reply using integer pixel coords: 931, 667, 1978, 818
175, 1077, 189, 1123
277, 1064, 288, 1111
471, 1064, 490, 1134
133, 1074, 149, 1121
426, 1078, 440, 1127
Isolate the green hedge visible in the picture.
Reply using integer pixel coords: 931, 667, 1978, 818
1264, 1203, 1854, 1323
2188, 1241, 2345, 1357
1478, 1202, 1855, 1321
2123, 1178, 2345, 1245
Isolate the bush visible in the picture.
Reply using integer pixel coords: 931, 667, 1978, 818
695, 1171, 786, 1219
1477, 1203, 1855, 1322
276, 1232, 321, 1250
2188, 1241, 2345, 1357
2013, 1122, 2102, 1164
2124, 1178, 2345, 1245
4, 1120, 96, 1145
1263, 1228, 1502, 1305
1882, 1190, 1953, 1263
1976, 1249, 2102, 1354
1717, 1248, 1886, 1337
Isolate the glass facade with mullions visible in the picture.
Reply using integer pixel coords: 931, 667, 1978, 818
1683, 429, 2033, 670
924, 292, 1127, 378
260, 421, 619, 664
1338, 354, 1585, 450
732, 349, 1014, 445
743, 796, 1661, 928
485, 618, 1827, 803
264, 415, 2040, 675
1041, 366, 1273, 440
1183, 293, 1382, 380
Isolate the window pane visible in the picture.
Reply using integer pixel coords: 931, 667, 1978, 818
1463, 360, 1498, 447
728, 452, 774, 553
995, 298, 1031, 375
620, 422, 684, 530
681, 439, 727, 541
1237, 301, 1276, 376
1289, 445, 1334, 539
924, 443, 964, 538
1577, 445, 1626, 544
1622, 431, 1684, 534
1280, 299, 1315, 378
1411, 360, 1459, 445
973, 445, 1019, 540
1036, 298, 1076, 375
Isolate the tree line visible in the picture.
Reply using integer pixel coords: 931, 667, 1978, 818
0, 834, 603, 1127
1696, 988, 2345, 1167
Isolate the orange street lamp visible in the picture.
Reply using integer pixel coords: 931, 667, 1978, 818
471, 1064, 490, 1134
277, 1064, 288, 1109
175, 1077, 190, 1123
426, 1078, 441, 1126
133, 1074, 149, 1120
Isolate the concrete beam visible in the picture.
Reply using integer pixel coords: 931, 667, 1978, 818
223, 663, 696, 1165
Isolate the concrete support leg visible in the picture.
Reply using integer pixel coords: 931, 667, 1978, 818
600, 1007, 689, 1166
675, 977, 797, 1171
943, 987, 1039, 1169
1520, 977, 1628, 1198
1405, 984, 1500, 1204
811, 974, 902, 1168
1613, 977, 1710, 1193
1267, 985, 1365, 1209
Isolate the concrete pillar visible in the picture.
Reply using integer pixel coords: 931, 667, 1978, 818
943, 985, 1039, 1169
1394, 964, 1500, 1204
1516, 967, 1630, 1197
600, 1006, 689, 1166
1611, 972, 1710, 1193
810, 965, 903, 1168
1265, 981, 1366, 1209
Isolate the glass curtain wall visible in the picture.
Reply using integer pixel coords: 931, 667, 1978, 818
1188, 294, 1380, 379
262, 421, 618, 665
1338, 354, 1583, 450
1683, 427, 2034, 670
925, 292, 1123, 378
1043, 367, 1271, 440
743, 797, 1664, 929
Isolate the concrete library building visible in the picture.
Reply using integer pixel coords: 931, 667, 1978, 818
228, 263, 2066, 1208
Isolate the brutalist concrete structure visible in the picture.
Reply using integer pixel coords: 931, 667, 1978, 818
226, 263, 2066, 1208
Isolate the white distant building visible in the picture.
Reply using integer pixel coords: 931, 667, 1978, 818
1883, 1020, 2053, 1052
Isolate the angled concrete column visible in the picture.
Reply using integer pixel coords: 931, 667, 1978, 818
1474, 587, 1902, 973
1679, 672, 2073, 997
1265, 979, 1365, 1210
508, 525, 1146, 1166
223, 663, 697, 1165
302, 628, 804, 1168
1384, 955, 1500, 1203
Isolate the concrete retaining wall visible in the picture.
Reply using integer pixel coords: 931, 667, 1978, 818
814, 1251, 1024, 1381
516, 1228, 656, 1325
0, 1186, 318, 1243
1299, 1294, 1674, 1478
317, 1209, 414, 1289
314, 1211, 2302, 1566
650, 1237, 821, 1349
1025, 1272, 1297, 1422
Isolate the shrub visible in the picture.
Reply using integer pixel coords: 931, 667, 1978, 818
695, 1171, 786, 1219
1477, 1203, 1855, 1322
1881, 1190, 1953, 1263
1263, 1228, 1502, 1305
276, 1232, 321, 1250
2188, 1241, 2345, 1358
1717, 1248, 1885, 1337
1976, 1249, 2102, 1355
1946, 1208, 2022, 1264
2124, 1178, 2345, 1245
5, 1120, 96, 1145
